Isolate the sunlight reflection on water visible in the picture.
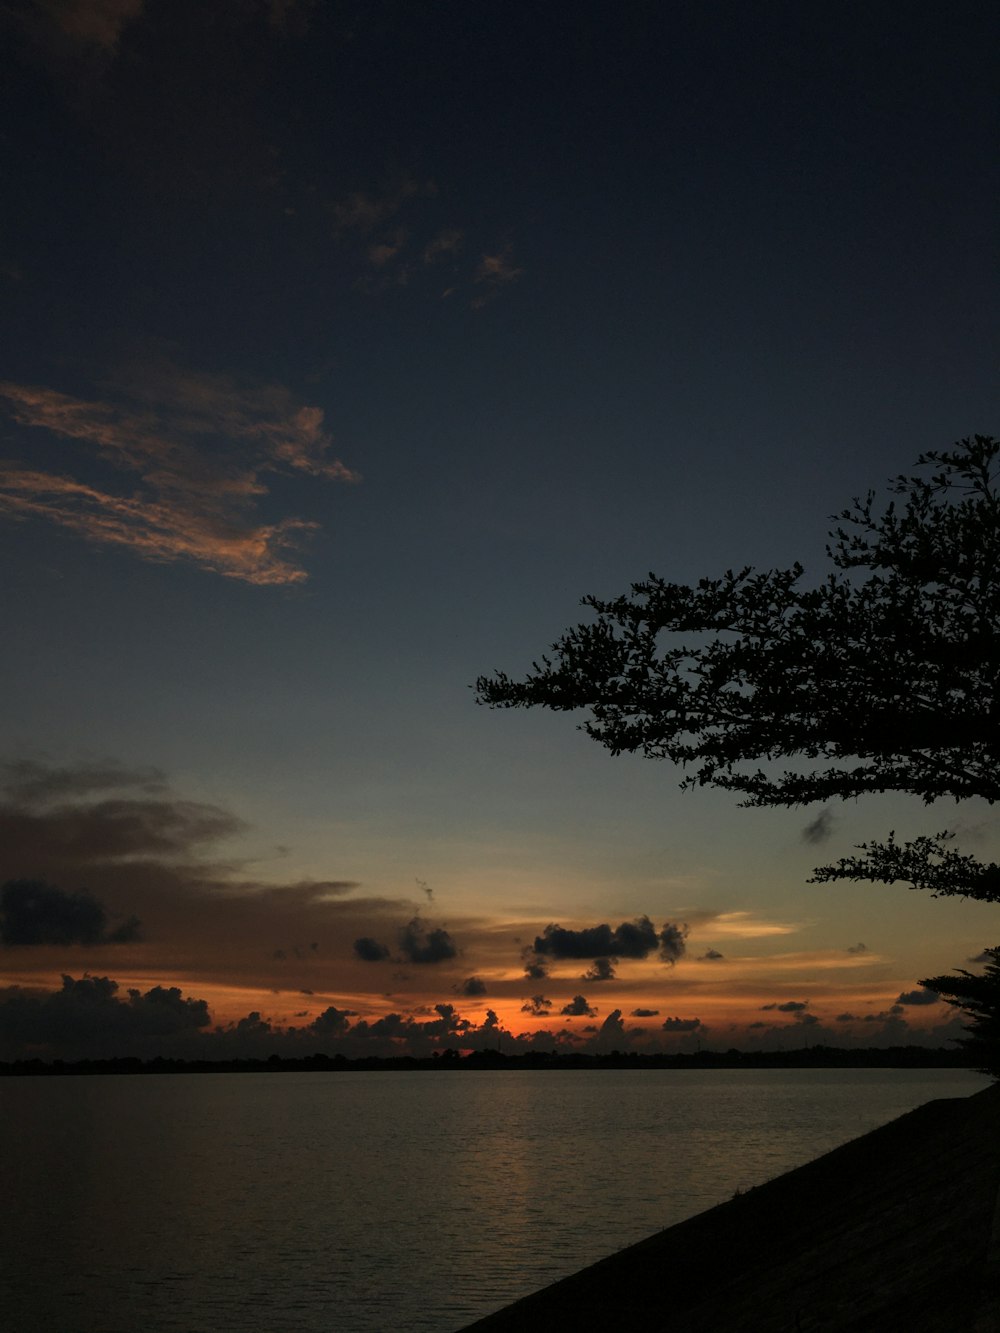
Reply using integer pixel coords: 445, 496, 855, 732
0, 1067, 989, 1332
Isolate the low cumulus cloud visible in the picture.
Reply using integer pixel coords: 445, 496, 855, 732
761, 1000, 809, 1013
630, 1007, 660, 1017
354, 916, 459, 966
560, 994, 597, 1018
581, 957, 616, 982
397, 917, 458, 965
0, 360, 359, 585
698, 949, 724, 961
354, 936, 390, 962
0, 879, 140, 947
520, 995, 552, 1016
0, 974, 209, 1056
847, 943, 868, 954
455, 976, 487, 997
528, 917, 687, 975
662, 1016, 702, 1032
594, 1009, 626, 1049
896, 988, 940, 1006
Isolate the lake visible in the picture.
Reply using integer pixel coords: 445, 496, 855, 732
0, 1067, 989, 1332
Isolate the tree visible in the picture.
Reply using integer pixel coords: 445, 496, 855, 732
921, 948, 1000, 1078
476, 434, 999, 1066
477, 435, 1000, 901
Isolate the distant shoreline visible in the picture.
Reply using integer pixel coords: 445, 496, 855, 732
0, 1044, 978, 1076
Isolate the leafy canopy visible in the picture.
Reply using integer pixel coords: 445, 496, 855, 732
477, 435, 1000, 903
921, 948, 1000, 1078
478, 434, 999, 808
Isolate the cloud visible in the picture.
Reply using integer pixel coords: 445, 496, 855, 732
531, 917, 687, 967
0, 759, 416, 1003
0, 364, 359, 585
846, 943, 868, 954
9, 0, 146, 76
0, 974, 209, 1057
520, 995, 552, 1016
582, 957, 616, 982
0, 790, 243, 866
594, 1009, 626, 1049
354, 936, 390, 962
698, 949, 724, 960
802, 808, 834, 844
662, 1016, 702, 1032
761, 1000, 809, 1013
368, 229, 407, 268
37, 0, 145, 50
630, 1008, 660, 1017
330, 177, 431, 235
0, 879, 140, 947
522, 959, 548, 980
309, 1005, 356, 1036
704, 911, 798, 939
455, 976, 487, 997
472, 245, 523, 305
423, 229, 463, 264
397, 917, 458, 965
2, 759, 167, 805
896, 988, 940, 1006
560, 994, 597, 1018
658, 922, 688, 964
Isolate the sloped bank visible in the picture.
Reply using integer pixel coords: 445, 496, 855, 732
460, 1083, 1000, 1333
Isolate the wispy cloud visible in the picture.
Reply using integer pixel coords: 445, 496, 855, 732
423, 229, 463, 264
0, 364, 359, 584
30, 0, 145, 54
471, 245, 524, 307
331, 176, 433, 236
368, 229, 408, 268
802, 808, 834, 844
701, 911, 799, 939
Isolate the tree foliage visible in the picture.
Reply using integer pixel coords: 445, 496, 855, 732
809, 831, 1000, 905
920, 948, 1000, 1078
477, 434, 1000, 812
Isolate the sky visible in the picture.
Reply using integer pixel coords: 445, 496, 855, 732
0, 0, 997, 1062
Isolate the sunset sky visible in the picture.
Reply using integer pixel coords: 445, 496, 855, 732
1, 0, 997, 1061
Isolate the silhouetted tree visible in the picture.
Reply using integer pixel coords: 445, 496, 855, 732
477, 435, 999, 903
920, 949, 1000, 1078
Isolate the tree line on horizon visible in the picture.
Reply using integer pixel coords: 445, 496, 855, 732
0, 1043, 975, 1077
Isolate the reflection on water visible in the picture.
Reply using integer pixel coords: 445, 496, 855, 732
0, 1067, 989, 1332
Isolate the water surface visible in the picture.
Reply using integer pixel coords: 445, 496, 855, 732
0, 1067, 988, 1331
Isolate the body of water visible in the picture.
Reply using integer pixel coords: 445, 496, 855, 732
0, 1067, 989, 1332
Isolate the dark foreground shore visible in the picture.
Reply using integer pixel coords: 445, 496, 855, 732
460, 1083, 1000, 1332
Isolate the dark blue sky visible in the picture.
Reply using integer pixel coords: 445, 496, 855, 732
0, 0, 996, 1058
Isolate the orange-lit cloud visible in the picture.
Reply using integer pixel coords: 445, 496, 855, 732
698, 910, 801, 939
0, 365, 358, 584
